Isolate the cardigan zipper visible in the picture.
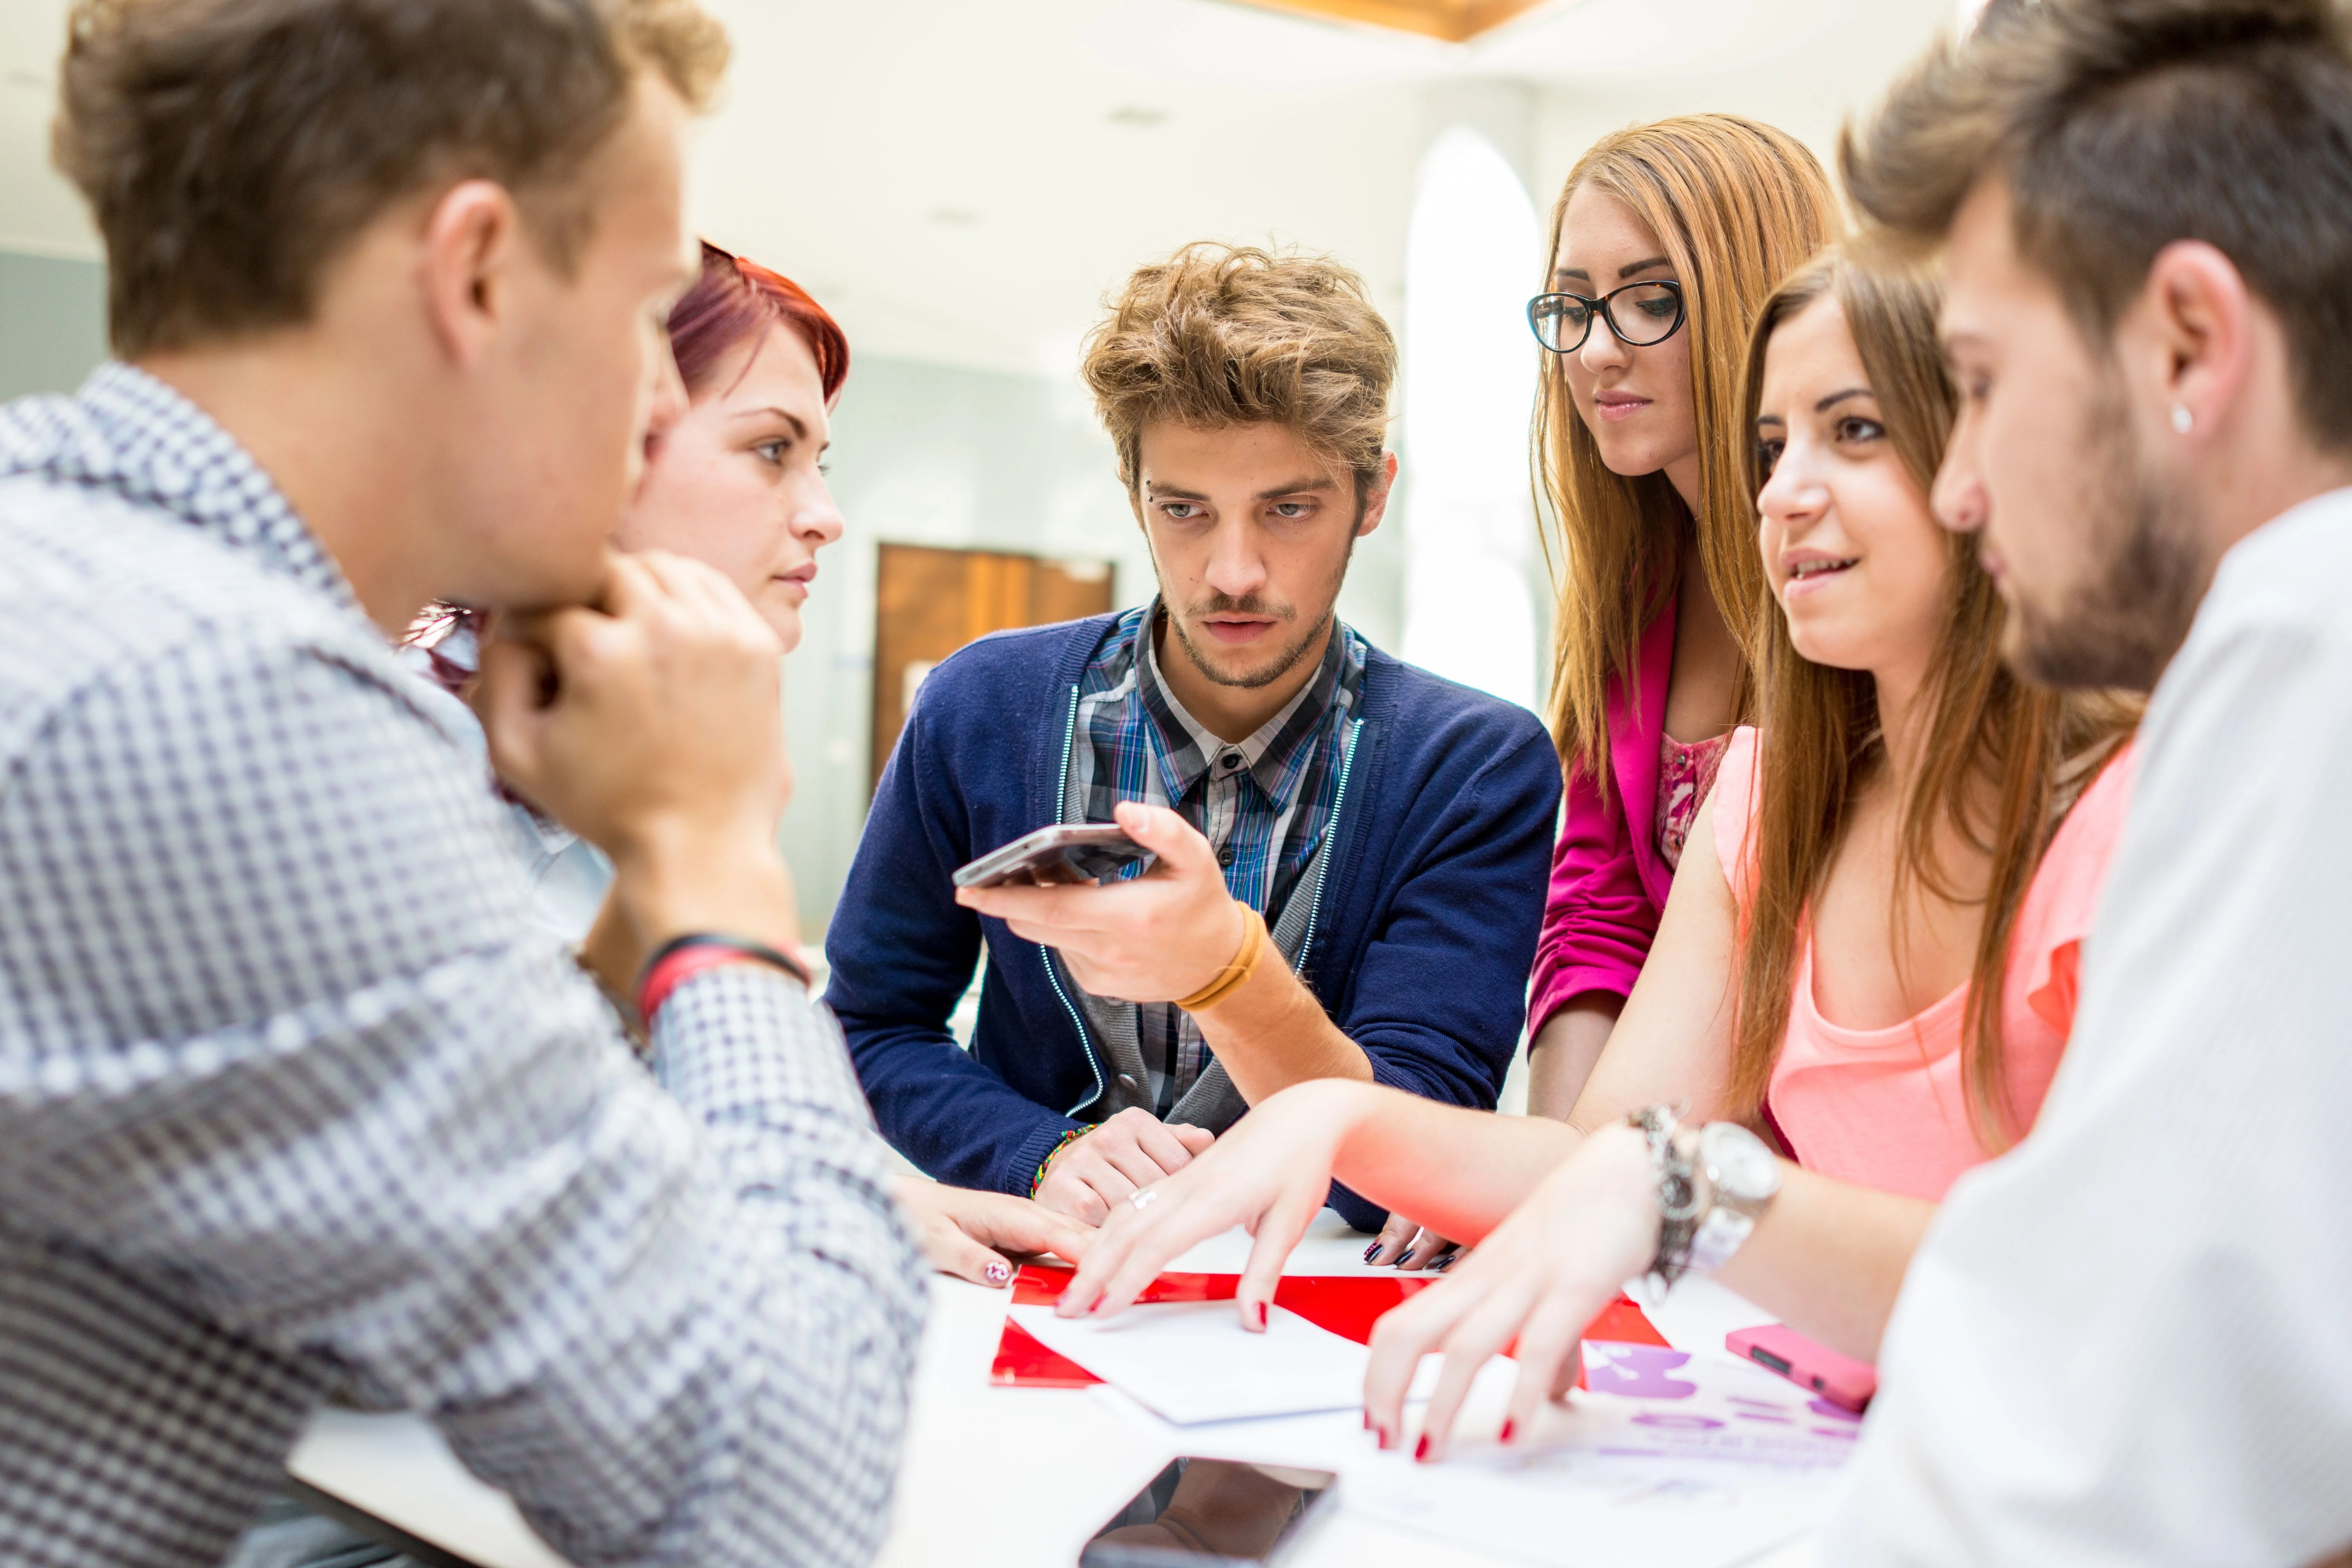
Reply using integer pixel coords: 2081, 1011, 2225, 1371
1292, 715, 1361, 977
1043, 680, 1105, 1118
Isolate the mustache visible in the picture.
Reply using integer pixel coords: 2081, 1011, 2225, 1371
1186, 593, 1294, 621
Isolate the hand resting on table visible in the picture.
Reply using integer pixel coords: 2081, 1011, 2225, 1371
1036, 1107, 1216, 1225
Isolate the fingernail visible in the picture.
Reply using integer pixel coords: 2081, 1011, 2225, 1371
1253, 1301, 1268, 1330
1430, 1254, 1454, 1273
1499, 1418, 1515, 1444
1363, 1241, 1381, 1262
1376, 1425, 1392, 1450
1414, 1435, 1431, 1462
984, 1260, 1011, 1286
1361, 1410, 1371, 1430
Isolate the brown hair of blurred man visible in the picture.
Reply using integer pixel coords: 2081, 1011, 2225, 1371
52, 0, 729, 631
1842, 0, 2352, 691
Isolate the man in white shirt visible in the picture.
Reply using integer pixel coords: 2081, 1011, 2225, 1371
1825, 0, 2352, 1562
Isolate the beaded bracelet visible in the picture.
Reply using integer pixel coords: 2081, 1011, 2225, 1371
1031, 1127, 1087, 1198
637, 933, 812, 1024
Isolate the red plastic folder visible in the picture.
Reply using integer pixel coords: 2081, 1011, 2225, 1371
989, 1263, 1666, 1388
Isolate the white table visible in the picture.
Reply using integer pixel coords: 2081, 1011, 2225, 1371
287, 1212, 1823, 1568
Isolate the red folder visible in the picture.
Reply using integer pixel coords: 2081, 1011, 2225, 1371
989, 1263, 1666, 1388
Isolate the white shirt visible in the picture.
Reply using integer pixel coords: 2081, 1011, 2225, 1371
1823, 486, 2352, 1566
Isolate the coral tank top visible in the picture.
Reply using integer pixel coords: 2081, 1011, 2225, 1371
1710, 727, 2136, 1201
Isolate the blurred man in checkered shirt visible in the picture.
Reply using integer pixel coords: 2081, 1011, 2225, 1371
0, 4, 930, 1566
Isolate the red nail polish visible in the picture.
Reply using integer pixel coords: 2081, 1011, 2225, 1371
1499, 1418, 1515, 1444
1414, 1434, 1431, 1462
1253, 1301, 1268, 1330
1362, 1410, 1371, 1430
1376, 1425, 1392, 1450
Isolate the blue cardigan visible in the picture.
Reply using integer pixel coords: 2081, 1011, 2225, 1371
825, 614, 1563, 1231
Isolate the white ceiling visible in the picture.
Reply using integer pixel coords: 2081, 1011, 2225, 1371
0, 0, 1956, 377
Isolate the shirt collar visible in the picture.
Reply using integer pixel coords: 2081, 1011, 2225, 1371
1133, 599, 1349, 811
2, 361, 361, 615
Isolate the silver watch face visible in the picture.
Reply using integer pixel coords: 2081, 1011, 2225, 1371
1701, 1122, 1782, 1203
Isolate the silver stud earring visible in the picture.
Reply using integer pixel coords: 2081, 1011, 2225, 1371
2171, 403, 2195, 435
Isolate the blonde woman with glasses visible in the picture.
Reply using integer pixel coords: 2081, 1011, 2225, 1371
1372, 115, 1842, 1269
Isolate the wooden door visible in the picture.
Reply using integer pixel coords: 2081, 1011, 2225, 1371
871, 543, 1116, 788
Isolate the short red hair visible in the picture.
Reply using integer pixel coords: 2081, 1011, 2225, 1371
669, 240, 849, 403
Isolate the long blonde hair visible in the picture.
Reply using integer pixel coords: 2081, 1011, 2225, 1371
1540, 116, 1841, 784
1728, 245, 2138, 1151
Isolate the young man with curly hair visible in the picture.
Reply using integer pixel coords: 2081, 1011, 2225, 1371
827, 244, 1562, 1232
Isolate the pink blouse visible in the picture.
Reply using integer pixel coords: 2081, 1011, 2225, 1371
1528, 600, 1683, 1034
1711, 726, 2138, 1200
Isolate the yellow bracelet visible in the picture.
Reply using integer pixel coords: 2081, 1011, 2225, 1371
1172, 902, 1268, 1013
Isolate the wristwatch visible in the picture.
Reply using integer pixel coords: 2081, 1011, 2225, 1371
1685, 1122, 1782, 1276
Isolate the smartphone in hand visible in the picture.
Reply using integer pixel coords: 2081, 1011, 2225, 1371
954, 824, 1157, 889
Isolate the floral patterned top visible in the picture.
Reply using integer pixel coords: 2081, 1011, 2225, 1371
1656, 729, 1732, 873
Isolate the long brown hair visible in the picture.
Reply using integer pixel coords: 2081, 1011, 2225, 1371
1540, 115, 1842, 784
1728, 245, 2137, 1151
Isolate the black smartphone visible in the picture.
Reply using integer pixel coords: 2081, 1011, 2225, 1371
952, 824, 1157, 889
1077, 1459, 1337, 1568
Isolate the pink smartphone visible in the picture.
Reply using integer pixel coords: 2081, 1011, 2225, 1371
1725, 1324, 1877, 1414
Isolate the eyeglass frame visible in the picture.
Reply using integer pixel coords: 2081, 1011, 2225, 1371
1525, 278, 1687, 355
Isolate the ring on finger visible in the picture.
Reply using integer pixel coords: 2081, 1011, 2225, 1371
1129, 1186, 1160, 1214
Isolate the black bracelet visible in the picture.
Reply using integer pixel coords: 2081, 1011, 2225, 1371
638, 932, 813, 992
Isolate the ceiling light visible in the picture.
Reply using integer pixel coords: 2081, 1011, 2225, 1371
1212, 0, 1554, 42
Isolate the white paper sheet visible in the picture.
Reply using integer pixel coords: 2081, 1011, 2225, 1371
1087, 1342, 1855, 1568
1353, 1349, 1856, 1567
1009, 1301, 1369, 1424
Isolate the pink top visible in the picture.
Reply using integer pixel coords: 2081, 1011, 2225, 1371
1527, 599, 1682, 1033
1710, 726, 2137, 1200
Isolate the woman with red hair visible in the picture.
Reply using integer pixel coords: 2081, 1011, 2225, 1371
626, 241, 853, 653
417, 241, 853, 938
457, 242, 1082, 1265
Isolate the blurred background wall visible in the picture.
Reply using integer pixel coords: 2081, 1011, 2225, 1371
0, 0, 1966, 932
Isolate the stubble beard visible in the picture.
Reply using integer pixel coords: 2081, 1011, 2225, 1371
1170, 597, 1334, 691
1164, 530, 1357, 692
2003, 374, 2209, 695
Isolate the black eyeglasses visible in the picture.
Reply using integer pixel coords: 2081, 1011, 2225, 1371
1526, 279, 1686, 354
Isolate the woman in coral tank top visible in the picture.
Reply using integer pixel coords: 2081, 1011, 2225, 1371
1058, 242, 2140, 1459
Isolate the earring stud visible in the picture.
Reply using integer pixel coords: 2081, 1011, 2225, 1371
2171, 403, 2195, 434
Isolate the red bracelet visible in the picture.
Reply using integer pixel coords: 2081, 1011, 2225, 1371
637, 935, 811, 1023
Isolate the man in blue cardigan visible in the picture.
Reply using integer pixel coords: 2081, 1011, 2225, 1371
826, 244, 1561, 1233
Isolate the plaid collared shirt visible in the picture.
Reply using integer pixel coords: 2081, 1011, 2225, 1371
0, 366, 925, 1568
1063, 603, 1365, 1118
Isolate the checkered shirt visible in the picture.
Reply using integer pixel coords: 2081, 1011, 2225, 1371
0, 366, 926, 1568
1063, 603, 1365, 1116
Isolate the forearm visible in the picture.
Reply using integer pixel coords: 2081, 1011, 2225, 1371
601, 819, 801, 984
1193, 956, 1372, 1103
1713, 1163, 1936, 1363
1527, 995, 1623, 1120
1291, 1080, 1583, 1245
604, 967, 927, 1565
